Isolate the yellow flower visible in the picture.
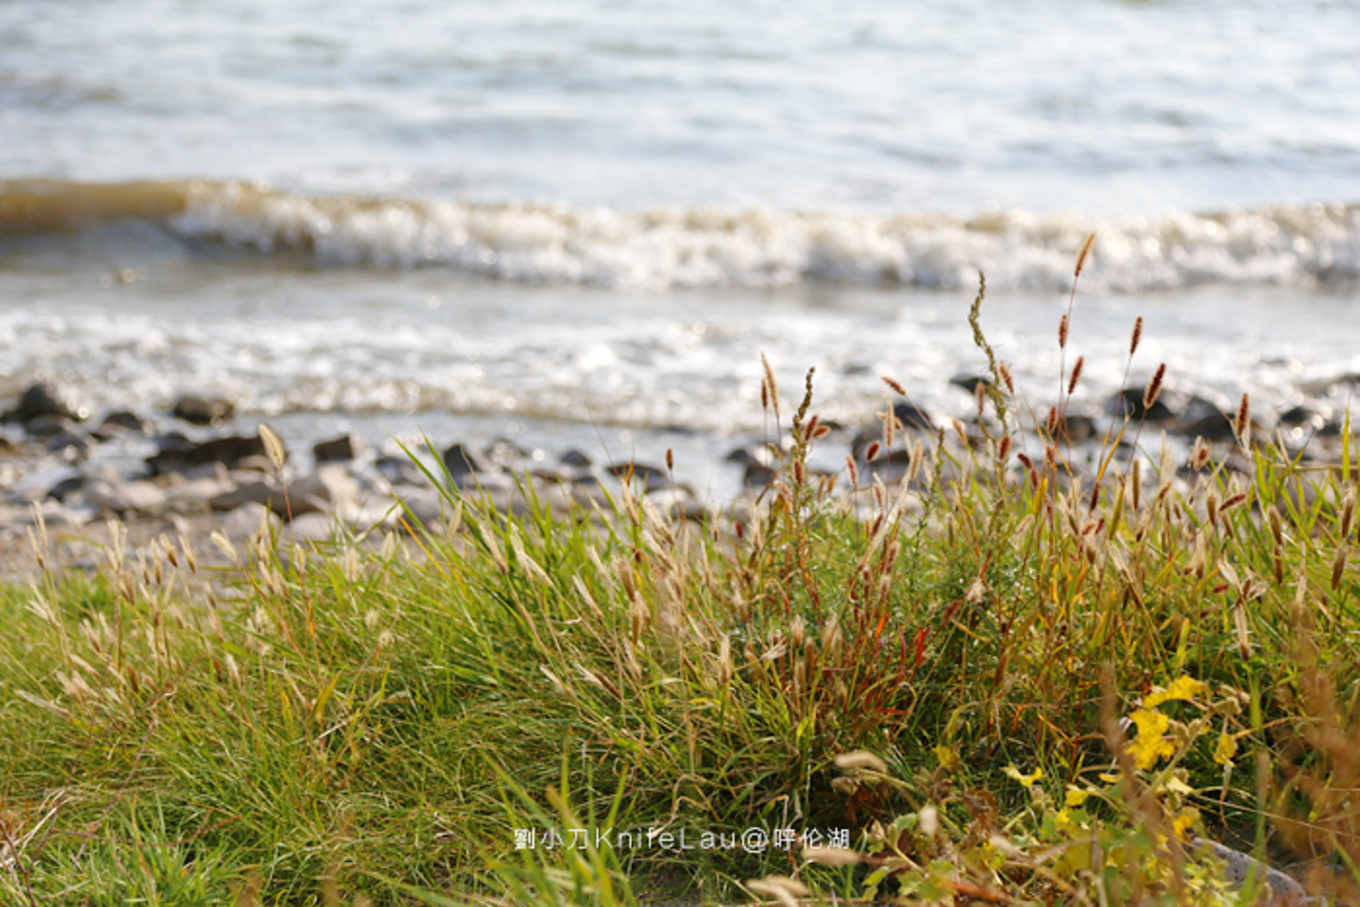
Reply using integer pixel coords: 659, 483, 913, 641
1065, 787, 1090, 807
1003, 764, 1044, 788
1213, 732, 1238, 766
933, 744, 961, 772
1126, 708, 1176, 770
1172, 808, 1200, 840
1143, 675, 1207, 709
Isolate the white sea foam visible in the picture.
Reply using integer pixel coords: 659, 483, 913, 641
172, 182, 1360, 293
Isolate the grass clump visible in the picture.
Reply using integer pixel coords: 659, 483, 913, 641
3, 267, 1360, 904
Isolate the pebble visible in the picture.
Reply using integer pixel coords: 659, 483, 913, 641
171, 394, 235, 426
2, 378, 1358, 574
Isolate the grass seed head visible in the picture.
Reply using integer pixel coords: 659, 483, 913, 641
834, 750, 888, 774
259, 422, 287, 470
1130, 315, 1144, 356
1234, 393, 1251, 445
1144, 363, 1167, 412
1059, 312, 1070, 349
1075, 231, 1096, 277
1068, 355, 1085, 396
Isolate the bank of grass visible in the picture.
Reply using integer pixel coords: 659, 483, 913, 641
3, 285, 1360, 904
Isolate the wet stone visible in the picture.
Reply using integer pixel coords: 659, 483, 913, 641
100, 411, 154, 434
1112, 387, 1175, 422
8, 382, 90, 423
171, 394, 235, 426
484, 438, 527, 469
560, 450, 593, 467
949, 373, 992, 395
25, 414, 82, 439
443, 443, 494, 479
375, 455, 425, 486
46, 474, 86, 502
148, 435, 269, 474
312, 433, 362, 462
46, 431, 91, 462
893, 400, 936, 431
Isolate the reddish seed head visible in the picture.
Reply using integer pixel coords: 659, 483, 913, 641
1144, 363, 1166, 411
1058, 313, 1070, 349
1130, 316, 1144, 356
864, 441, 881, 462
1067, 355, 1085, 396
881, 375, 907, 397
1234, 393, 1250, 442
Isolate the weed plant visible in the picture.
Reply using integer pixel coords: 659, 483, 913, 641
2, 249, 1359, 904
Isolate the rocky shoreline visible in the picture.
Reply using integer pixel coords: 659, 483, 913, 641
3, 375, 1357, 581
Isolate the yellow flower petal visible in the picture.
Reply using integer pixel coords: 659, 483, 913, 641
1003, 764, 1044, 788
1213, 732, 1238, 766
1172, 808, 1200, 839
933, 744, 961, 772
1065, 787, 1090, 807
1144, 675, 1207, 708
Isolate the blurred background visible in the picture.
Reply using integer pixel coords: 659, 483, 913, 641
2, 0, 1359, 497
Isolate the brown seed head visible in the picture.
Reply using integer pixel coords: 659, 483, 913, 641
1130, 316, 1144, 356
998, 362, 1015, 394
1067, 355, 1085, 396
665, 448, 674, 472
1075, 231, 1096, 277
1234, 393, 1250, 444
864, 441, 881, 462
1058, 312, 1070, 349
761, 353, 779, 412
881, 375, 907, 397
1144, 363, 1167, 411
997, 434, 1012, 463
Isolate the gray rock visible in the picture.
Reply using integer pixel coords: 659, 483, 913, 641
393, 487, 446, 529
163, 476, 237, 515
312, 433, 362, 462
46, 474, 87, 502
286, 512, 337, 542
171, 394, 235, 426
220, 502, 279, 541
288, 464, 360, 518
25, 414, 80, 439
148, 435, 270, 474
46, 430, 91, 462
1194, 839, 1307, 907
375, 455, 425, 486
97, 411, 154, 435
893, 400, 936, 431
84, 479, 169, 515
608, 461, 670, 490
1112, 387, 1176, 423
210, 480, 284, 513
560, 450, 593, 467
484, 438, 527, 469
13, 382, 90, 422
949, 373, 992, 396
443, 442, 494, 479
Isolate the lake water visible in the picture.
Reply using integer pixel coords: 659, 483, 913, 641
3, 0, 1359, 496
